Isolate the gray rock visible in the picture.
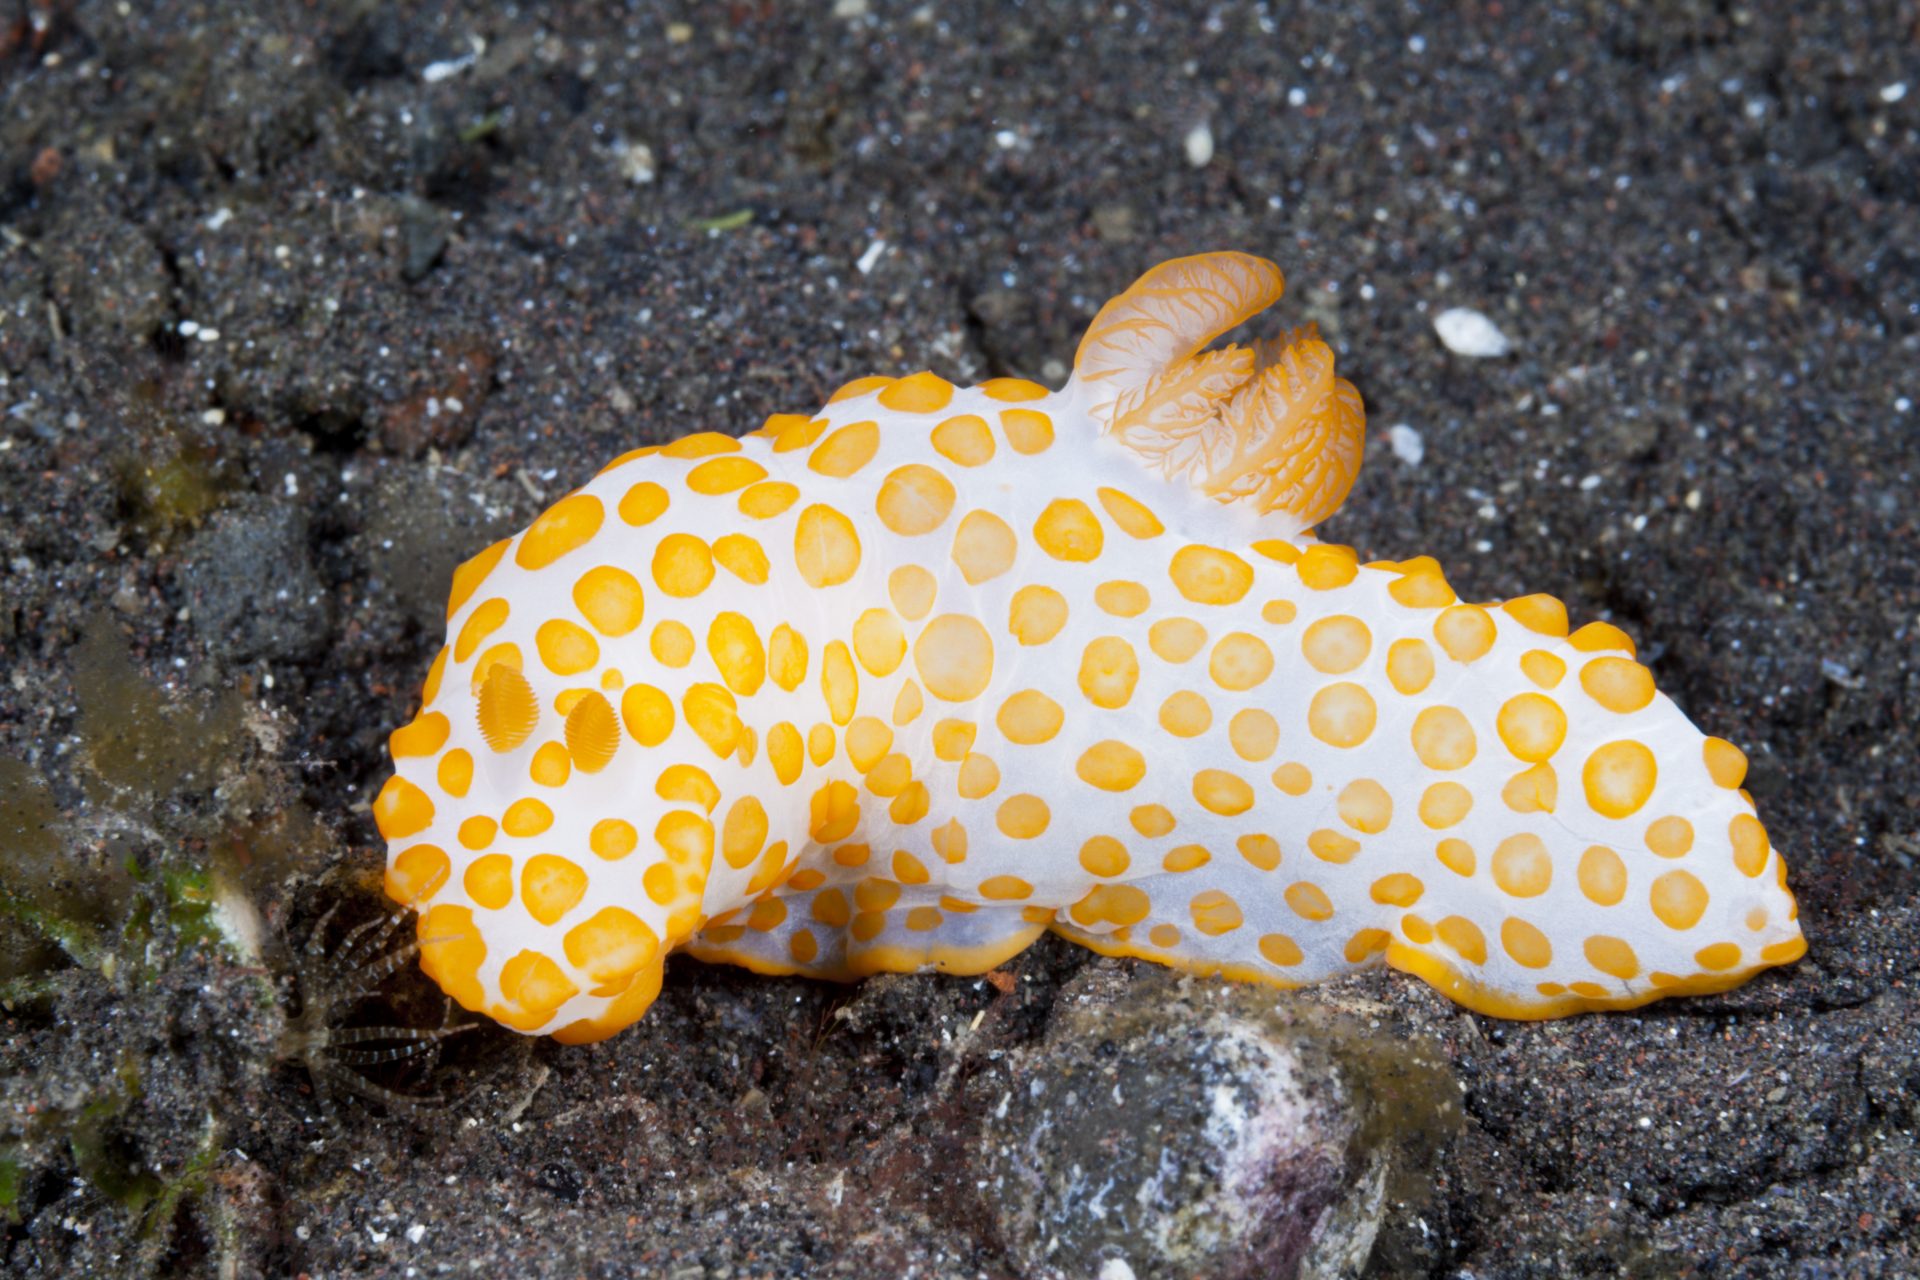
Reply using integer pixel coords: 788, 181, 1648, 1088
980, 975, 1458, 1280
179, 499, 332, 663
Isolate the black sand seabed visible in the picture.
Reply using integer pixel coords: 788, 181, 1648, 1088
0, 3, 1915, 1277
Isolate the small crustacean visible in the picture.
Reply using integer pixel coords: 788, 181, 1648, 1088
373, 251, 1804, 1041
277, 902, 470, 1115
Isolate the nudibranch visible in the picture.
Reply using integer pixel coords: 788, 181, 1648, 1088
375, 252, 1805, 1041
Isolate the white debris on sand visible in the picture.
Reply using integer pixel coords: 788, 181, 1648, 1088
1433, 307, 1514, 357
1184, 120, 1215, 168
1387, 423, 1425, 466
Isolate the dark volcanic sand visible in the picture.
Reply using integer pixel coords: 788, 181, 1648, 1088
1, 2, 1916, 1277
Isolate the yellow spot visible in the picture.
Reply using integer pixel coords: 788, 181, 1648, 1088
437, 749, 473, 798
1370, 873, 1423, 907
502, 797, 553, 838
710, 533, 769, 585
1227, 709, 1278, 762
1095, 487, 1165, 538
1410, 705, 1476, 770
572, 566, 646, 637
892, 849, 930, 885
1236, 834, 1281, 872
931, 413, 995, 467
1577, 845, 1628, 906
1435, 838, 1476, 877
764, 623, 809, 692
1000, 408, 1054, 454
389, 711, 450, 760
463, 855, 513, 910
809, 780, 861, 843
1190, 890, 1244, 936
496, 949, 580, 1030
1730, 814, 1770, 877
1163, 845, 1211, 873
686, 455, 767, 495
1702, 737, 1748, 790
619, 480, 671, 526
738, 480, 800, 519
476, 662, 538, 754
768, 722, 804, 785
997, 689, 1064, 745
1070, 882, 1150, 928
620, 683, 674, 747
1033, 498, 1104, 561
421, 646, 449, 707
865, 753, 912, 797
1503, 594, 1569, 636
1337, 779, 1394, 833
530, 739, 571, 787
455, 596, 509, 663
995, 795, 1051, 839
564, 908, 659, 986
1169, 544, 1254, 606
1389, 571, 1456, 608
1344, 928, 1392, 962
1209, 632, 1274, 691
652, 533, 715, 598
1261, 598, 1298, 625
536, 618, 599, 676
1695, 942, 1742, 971
1584, 935, 1639, 980
828, 375, 892, 404
385, 843, 450, 907
866, 466, 958, 542
1645, 815, 1694, 858
1131, 805, 1176, 837
1418, 782, 1473, 829
661, 432, 741, 458
929, 820, 968, 864
794, 504, 862, 587
1148, 617, 1208, 663
1270, 762, 1312, 795
1560, 624, 1636, 661
521, 854, 589, 926
1433, 605, 1496, 663
1386, 639, 1434, 695
1078, 636, 1139, 709
1259, 934, 1304, 966
1158, 690, 1212, 738
884, 565, 938, 622
1583, 740, 1658, 819
958, 752, 999, 799
1078, 836, 1130, 878
822, 641, 859, 725
1496, 693, 1567, 762
1501, 918, 1553, 969
915, 614, 995, 702
1520, 649, 1566, 689
1285, 882, 1334, 922
809, 421, 882, 478
1502, 763, 1558, 813
590, 818, 638, 860
1491, 833, 1554, 897
447, 539, 509, 620
720, 797, 769, 871
1296, 543, 1358, 591
933, 720, 976, 761
1436, 916, 1487, 965
516, 493, 604, 570
1308, 682, 1377, 748
849, 609, 906, 678
1580, 657, 1656, 714
1650, 870, 1709, 930
650, 620, 695, 667
1193, 769, 1255, 816
981, 377, 1048, 402
1308, 829, 1362, 863
1077, 740, 1147, 792
877, 370, 954, 413
1008, 585, 1069, 646
1095, 580, 1151, 617
683, 683, 744, 759
950, 509, 1017, 584
845, 716, 894, 772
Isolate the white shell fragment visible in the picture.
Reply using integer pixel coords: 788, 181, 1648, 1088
1433, 307, 1515, 358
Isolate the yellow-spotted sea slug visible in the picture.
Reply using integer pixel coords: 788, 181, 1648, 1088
376, 252, 1806, 1041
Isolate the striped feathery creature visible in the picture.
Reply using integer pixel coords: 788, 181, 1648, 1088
374, 252, 1805, 1042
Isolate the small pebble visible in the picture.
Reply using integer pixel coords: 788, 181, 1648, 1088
1183, 121, 1214, 168
1388, 423, 1424, 466
1433, 307, 1514, 357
